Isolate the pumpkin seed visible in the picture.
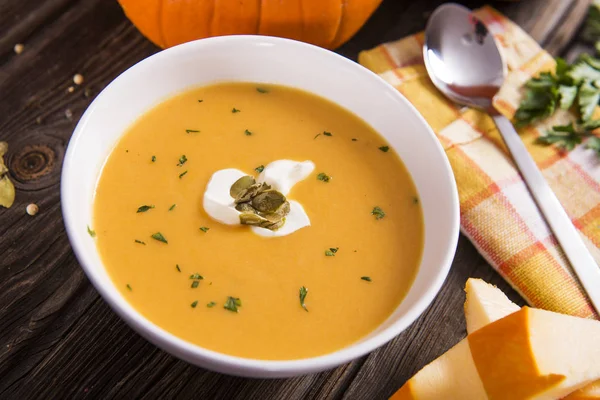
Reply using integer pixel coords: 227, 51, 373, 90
252, 190, 286, 213
230, 175, 256, 198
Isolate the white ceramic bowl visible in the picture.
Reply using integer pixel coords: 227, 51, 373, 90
61, 35, 459, 378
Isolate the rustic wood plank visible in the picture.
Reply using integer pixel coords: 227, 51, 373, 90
0, 0, 589, 399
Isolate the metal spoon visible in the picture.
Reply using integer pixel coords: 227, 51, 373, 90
423, 3, 600, 314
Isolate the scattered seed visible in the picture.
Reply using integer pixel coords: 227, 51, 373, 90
35, 116, 43, 125
26, 203, 39, 216
67, 86, 75, 93
13, 44, 24, 54
65, 109, 73, 120
73, 74, 84, 85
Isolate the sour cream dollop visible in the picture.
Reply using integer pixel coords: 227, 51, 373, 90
203, 160, 315, 237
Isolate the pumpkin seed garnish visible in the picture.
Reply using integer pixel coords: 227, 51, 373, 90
371, 206, 385, 220
299, 286, 308, 311
134, 239, 146, 245
137, 205, 154, 213
177, 155, 187, 166
317, 173, 331, 182
224, 296, 241, 312
379, 146, 389, 152
231, 175, 290, 231
87, 225, 96, 238
255, 165, 265, 173
361, 276, 372, 282
199, 226, 210, 233
151, 232, 168, 244
325, 247, 339, 256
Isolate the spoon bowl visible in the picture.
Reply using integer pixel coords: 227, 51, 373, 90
424, 3, 506, 111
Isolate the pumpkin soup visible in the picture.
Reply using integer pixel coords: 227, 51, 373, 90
93, 82, 423, 360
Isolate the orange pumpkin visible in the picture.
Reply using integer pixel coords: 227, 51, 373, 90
117, 0, 383, 50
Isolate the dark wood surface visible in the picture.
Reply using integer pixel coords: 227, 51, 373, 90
0, 1, 592, 399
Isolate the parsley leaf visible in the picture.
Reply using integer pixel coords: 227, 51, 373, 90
191, 281, 199, 289
224, 296, 241, 312
558, 85, 577, 109
137, 205, 155, 213
361, 276, 372, 282
176, 264, 181, 272
191, 301, 198, 308
371, 206, 385, 220
169, 204, 176, 211
207, 301, 216, 308
578, 80, 600, 121
256, 87, 268, 93
177, 155, 187, 166
185, 129, 199, 134
151, 155, 156, 162
179, 170, 188, 179
199, 227, 210, 233
317, 172, 331, 182
323, 131, 332, 136
134, 239, 146, 245
379, 146, 390, 152
126, 284, 132, 291
151, 232, 168, 244
299, 286, 308, 311
190, 273, 204, 280
536, 123, 582, 150
232, 108, 240, 113
244, 129, 252, 136
325, 247, 339, 256
87, 225, 96, 238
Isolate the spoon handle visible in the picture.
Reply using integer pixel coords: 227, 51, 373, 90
492, 114, 600, 314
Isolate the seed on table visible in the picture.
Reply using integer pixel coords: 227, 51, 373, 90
26, 203, 39, 216
65, 109, 73, 120
13, 44, 24, 54
67, 86, 75, 93
73, 74, 84, 85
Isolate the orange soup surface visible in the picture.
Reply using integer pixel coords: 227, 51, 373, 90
93, 82, 424, 360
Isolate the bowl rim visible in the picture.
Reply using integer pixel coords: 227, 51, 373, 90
61, 35, 459, 377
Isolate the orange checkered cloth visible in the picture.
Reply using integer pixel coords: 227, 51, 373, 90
359, 6, 600, 319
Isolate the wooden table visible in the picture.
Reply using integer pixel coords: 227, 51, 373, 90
0, 0, 592, 398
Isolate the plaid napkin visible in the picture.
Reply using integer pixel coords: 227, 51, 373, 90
359, 6, 600, 319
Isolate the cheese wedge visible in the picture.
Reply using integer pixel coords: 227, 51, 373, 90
464, 278, 600, 400
391, 306, 600, 400
464, 278, 520, 333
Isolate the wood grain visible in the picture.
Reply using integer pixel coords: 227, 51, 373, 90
0, 0, 589, 398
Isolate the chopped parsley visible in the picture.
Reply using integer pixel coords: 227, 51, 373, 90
151, 155, 156, 162
191, 281, 199, 289
361, 276, 372, 282
244, 129, 253, 136
151, 232, 168, 244
207, 301, 216, 308
255, 165, 265, 173
314, 133, 321, 139
256, 87, 269, 93
371, 206, 385, 220
412, 196, 419, 205
323, 131, 332, 136
179, 170, 188, 179
224, 296, 242, 312
317, 172, 331, 182
199, 227, 210, 233
126, 284, 132, 291
191, 301, 198, 308
299, 286, 308, 311
325, 247, 339, 257
137, 205, 155, 213
87, 225, 96, 238
198, 99, 203, 103
379, 145, 390, 152
134, 239, 146, 245
176, 264, 181, 272
352, 138, 358, 141
185, 129, 199, 134
169, 204, 176, 211
232, 108, 240, 113
190, 273, 204, 280
177, 155, 187, 166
